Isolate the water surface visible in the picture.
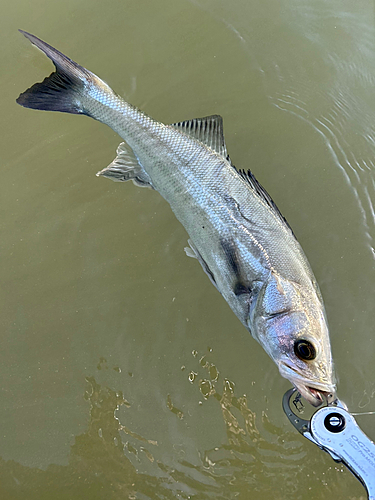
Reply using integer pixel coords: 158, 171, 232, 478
1, 0, 375, 498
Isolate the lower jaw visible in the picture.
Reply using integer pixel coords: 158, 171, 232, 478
293, 382, 336, 407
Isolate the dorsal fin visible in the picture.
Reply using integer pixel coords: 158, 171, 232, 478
171, 115, 229, 159
237, 169, 296, 238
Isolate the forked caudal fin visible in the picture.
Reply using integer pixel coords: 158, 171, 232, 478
16, 30, 109, 115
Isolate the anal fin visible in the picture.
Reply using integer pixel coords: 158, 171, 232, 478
96, 142, 153, 188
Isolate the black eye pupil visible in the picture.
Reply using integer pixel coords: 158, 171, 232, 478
294, 340, 316, 361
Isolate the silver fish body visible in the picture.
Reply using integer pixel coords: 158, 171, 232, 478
17, 31, 336, 405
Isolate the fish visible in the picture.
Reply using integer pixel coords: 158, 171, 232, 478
16, 30, 336, 406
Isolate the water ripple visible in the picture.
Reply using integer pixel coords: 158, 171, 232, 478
268, 73, 375, 262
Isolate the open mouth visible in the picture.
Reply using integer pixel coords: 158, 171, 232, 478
279, 362, 336, 407
293, 382, 334, 407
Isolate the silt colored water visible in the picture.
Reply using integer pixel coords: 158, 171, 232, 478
1, 0, 375, 498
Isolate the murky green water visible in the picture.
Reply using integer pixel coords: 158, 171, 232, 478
2, 0, 375, 498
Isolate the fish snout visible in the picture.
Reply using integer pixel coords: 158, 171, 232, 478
279, 361, 336, 407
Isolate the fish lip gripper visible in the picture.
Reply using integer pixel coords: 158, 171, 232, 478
283, 387, 375, 500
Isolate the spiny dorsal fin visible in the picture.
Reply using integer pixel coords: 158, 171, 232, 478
171, 115, 229, 159
237, 169, 296, 238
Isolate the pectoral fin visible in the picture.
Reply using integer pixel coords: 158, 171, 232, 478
97, 142, 153, 188
220, 237, 256, 300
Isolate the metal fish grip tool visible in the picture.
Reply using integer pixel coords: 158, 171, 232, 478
283, 388, 375, 499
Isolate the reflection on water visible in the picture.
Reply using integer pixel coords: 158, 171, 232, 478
0, 357, 353, 500
267, 1, 375, 259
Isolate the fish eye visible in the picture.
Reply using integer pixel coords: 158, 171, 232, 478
294, 339, 316, 361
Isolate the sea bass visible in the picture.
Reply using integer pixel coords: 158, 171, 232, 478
17, 31, 336, 406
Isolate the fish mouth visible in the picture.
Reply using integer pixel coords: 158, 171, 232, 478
292, 382, 335, 407
279, 362, 336, 407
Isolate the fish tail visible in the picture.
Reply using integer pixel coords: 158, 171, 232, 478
16, 30, 111, 116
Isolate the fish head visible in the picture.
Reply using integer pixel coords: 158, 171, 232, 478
249, 272, 336, 406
